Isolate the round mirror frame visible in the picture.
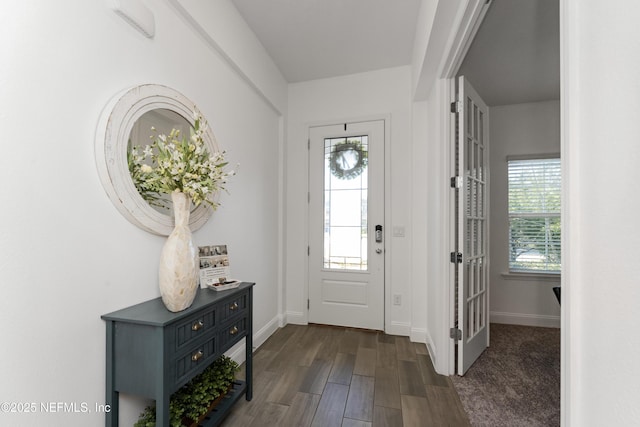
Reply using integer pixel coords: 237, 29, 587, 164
95, 84, 218, 235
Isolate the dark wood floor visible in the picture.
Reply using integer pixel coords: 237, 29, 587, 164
221, 324, 470, 427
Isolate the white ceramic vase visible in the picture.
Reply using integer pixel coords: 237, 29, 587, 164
159, 191, 199, 312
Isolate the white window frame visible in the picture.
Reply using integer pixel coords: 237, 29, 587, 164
507, 154, 561, 275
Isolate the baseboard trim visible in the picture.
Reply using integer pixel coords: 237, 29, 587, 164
410, 327, 428, 344
226, 313, 281, 364
425, 333, 437, 366
386, 321, 410, 337
285, 310, 306, 325
253, 314, 282, 349
490, 311, 560, 328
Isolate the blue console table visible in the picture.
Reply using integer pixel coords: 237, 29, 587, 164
102, 282, 254, 426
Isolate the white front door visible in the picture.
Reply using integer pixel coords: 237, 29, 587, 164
308, 120, 385, 330
456, 76, 490, 374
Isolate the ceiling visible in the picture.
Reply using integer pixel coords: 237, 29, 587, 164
230, 0, 421, 83
459, 0, 560, 106
230, 0, 560, 105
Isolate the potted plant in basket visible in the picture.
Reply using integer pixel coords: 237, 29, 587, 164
134, 355, 240, 427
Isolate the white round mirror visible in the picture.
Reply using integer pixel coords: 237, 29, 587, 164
95, 84, 218, 235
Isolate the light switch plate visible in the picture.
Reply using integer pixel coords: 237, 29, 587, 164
393, 226, 405, 237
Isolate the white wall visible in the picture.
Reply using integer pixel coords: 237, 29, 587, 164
489, 100, 561, 327
421, 78, 453, 373
415, 0, 640, 423
413, 0, 488, 376
563, 1, 640, 425
411, 100, 430, 345
411, 0, 439, 97
286, 66, 417, 336
0, 1, 285, 425
170, 0, 287, 113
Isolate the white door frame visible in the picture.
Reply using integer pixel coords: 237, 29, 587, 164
432, 0, 490, 378
304, 115, 392, 333
434, 0, 569, 425
308, 120, 385, 330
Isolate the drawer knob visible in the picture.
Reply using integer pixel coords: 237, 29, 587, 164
230, 302, 239, 311
191, 350, 204, 362
229, 326, 239, 335
191, 320, 204, 331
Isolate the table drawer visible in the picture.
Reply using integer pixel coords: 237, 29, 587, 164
174, 307, 217, 351
174, 334, 218, 385
219, 291, 248, 323
219, 317, 247, 348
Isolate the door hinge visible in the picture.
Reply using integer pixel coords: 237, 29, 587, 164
307, 246, 310, 256
308, 299, 310, 310
308, 192, 310, 203
308, 139, 310, 149
450, 252, 462, 264
450, 101, 461, 113
450, 176, 462, 188
450, 328, 462, 341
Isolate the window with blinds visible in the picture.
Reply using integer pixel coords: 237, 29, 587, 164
508, 157, 561, 273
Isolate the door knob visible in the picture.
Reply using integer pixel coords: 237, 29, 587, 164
376, 249, 382, 254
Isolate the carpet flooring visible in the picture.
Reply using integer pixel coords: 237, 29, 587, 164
450, 323, 560, 427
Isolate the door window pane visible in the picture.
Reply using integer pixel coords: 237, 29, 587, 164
323, 136, 368, 270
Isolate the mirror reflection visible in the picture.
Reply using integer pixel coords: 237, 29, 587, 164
96, 84, 224, 235
128, 109, 194, 216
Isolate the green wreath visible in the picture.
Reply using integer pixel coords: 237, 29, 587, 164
329, 141, 368, 180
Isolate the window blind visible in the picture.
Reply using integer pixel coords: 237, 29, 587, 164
508, 158, 561, 272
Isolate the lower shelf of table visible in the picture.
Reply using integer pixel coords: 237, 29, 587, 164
195, 380, 247, 427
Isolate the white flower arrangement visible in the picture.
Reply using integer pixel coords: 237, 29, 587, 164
128, 112, 235, 210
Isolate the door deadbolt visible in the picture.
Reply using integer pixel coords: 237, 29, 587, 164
375, 225, 383, 243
